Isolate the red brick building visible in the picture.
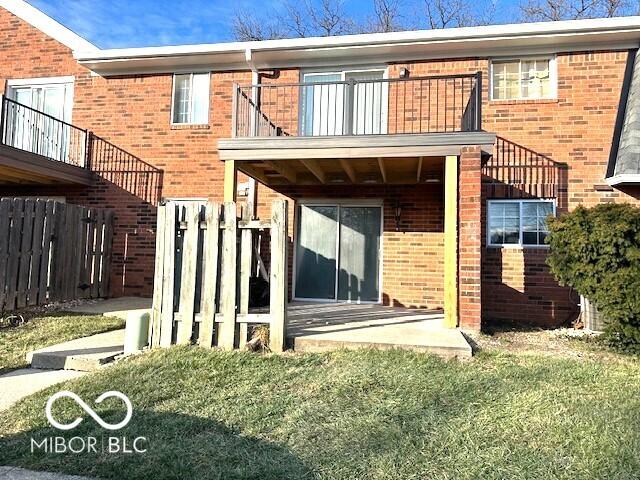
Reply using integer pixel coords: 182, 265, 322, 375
0, 0, 639, 331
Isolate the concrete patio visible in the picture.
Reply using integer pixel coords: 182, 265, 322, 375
284, 302, 472, 358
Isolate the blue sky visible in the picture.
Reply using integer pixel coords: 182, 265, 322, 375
29, 0, 517, 49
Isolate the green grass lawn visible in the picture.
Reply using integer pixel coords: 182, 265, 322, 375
0, 314, 125, 373
0, 347, 639, 479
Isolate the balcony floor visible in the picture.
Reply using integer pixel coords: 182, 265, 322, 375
219, 132, 495, 187
0, 144, 92, 186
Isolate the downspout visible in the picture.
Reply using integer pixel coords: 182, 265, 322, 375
245, 47, 258, 219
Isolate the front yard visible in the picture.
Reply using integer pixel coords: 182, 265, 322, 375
0, 314, 125, 374
0, 345, 639, 479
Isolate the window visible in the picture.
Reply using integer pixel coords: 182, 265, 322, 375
488, 200, 555, 247
171, 73, 210, 124
491, 58, 555, 100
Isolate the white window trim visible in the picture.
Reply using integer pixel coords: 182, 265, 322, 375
489, 56, 557, 101
487, 199, 556, 248
6, 77, 75, 123
170, 72, 210, 125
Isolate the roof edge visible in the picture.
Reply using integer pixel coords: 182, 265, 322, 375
75, 16, 640, 61
605, 173, 640, 185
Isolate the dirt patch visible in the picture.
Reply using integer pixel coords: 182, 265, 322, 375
467, 323, 637, 364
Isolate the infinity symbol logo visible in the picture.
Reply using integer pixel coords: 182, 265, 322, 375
45, 391, 133, 431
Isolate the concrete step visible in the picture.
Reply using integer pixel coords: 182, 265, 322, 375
27, 329, 125, 372
287, 319, 473, 359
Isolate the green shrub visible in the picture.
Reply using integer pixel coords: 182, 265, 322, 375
546, 203, 640, 353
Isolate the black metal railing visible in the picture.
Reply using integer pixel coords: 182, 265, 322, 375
0, 96, 88, 166
232, 72, 482, 138
482, 137, 569, 199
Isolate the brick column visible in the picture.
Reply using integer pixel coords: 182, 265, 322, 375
458, 146, 482, 330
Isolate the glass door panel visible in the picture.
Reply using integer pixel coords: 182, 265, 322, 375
345, 71, 387, 135
337, 206, 381, 302
301, 73, 343, 136
294, 205, 338, 299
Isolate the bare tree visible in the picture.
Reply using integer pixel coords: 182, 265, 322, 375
423, 0, 483, 28
233, 0, 355, 40
232, 13, 288, 41
365, 0, 406, 32
520, 0, 631, 21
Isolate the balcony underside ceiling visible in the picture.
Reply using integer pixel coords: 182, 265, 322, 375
219, 132, 496, 187
0, 145, 93, 186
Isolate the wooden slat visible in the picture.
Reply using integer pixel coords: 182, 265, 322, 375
72, 206, 87, 299
150, 205, 166, 347
81, 209, 96, 299
269, 199, 288, 352
218, 202, 237, 350
37, 201, 55, 304
17, 199, 35, 309
27, 200, 46, 306
159, 203, 177, 347
75, 207, 89, 298
5, 199, 25, 311
176, 203, 199, 345
91, 209, 104, 299
99, 210, 114, 298
238, 225, 253, 348
62, 205, 76, 301
198, 202, 220, 347
0, 199, 12, 310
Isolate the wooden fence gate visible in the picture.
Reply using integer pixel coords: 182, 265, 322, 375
150, 199, 288, 352
0, 198, 114, 312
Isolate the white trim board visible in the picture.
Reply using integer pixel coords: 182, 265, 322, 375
74, 16, 640, 75
0, 0, 97, 51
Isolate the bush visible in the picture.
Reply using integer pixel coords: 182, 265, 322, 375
546, 203, 640, 353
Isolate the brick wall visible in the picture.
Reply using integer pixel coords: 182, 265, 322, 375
2, 5, 640, 325
262, 184, 445, 309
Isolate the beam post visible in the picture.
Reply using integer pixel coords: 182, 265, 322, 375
444, 155, 458, 328
224, 159, 237, 202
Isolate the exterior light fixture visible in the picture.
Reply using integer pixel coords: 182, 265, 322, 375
393, 199, 402, 231
399, 67, 410, 78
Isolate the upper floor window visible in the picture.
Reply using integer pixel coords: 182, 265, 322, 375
490, 58, 555, 100
171, 73, 209, 124
488, 200, 555, 247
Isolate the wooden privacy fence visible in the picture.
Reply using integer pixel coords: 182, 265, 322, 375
0, 198, 114, 313
150, 199, 288, 352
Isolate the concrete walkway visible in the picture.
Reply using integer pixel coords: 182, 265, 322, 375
0, 467, 96, 479
65, 297, 151, 320
27, 329, 125, 371
0, 369, 85, 411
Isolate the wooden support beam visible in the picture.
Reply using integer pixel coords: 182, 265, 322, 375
264, 160, 297, 183
269, 199, 288, 352
339, 159, 357, 183
443, 155, 458, 328
377, 157, 387, 183
416, 156, 423, 183
224, 160, 237, 202
300, 159, 326, 184
238, 164, 270, 185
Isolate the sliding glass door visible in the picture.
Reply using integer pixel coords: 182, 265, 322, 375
300, 69, 387, 136
294, 203, 382, 303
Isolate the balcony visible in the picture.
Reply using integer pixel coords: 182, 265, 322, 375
232, 72, 483, 138
0, 96, 92, 185
220, 72, 495, 188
